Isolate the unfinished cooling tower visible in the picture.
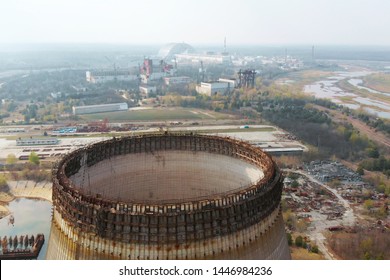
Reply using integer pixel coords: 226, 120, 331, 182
47, 133, 290, 259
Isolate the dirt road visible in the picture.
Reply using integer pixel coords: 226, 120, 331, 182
285, 169, 357, 260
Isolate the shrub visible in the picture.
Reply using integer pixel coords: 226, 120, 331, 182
295, 235, 303, 247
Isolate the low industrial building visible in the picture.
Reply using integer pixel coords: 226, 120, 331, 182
86, 70, 138, 84
176, 53, 231, 65
72, 103, 128, 115
218, 78, 236, 88
196, 81, 232, 96
139, 85, 157, 96
16, 138, 60, 146
163, 76, 191, 86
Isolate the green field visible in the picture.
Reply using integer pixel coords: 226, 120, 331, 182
80, 108, 232, 122
190, 127, 275, 134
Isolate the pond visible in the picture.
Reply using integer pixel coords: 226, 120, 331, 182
0, 198, 52, 260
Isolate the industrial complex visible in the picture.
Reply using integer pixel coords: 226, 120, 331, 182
159, 42, 231, 65
83, 46, 297, 99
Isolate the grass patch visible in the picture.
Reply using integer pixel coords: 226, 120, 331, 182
337, 79, 368, 96
2, 135, 20, 140
338, 95, 356, 103
363, 73, 390, 93
80, 108, 233, 122
193, 127, 275, 134
287, 70, 333, 81
290, 247, 325, 260
337, 79, 390, 104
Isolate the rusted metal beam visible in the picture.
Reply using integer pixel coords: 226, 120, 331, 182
52, 133, 283, 245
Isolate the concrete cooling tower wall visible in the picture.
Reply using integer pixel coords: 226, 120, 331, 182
47, 133, 291, 260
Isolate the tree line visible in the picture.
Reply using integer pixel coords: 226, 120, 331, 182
259, 97, 375, 160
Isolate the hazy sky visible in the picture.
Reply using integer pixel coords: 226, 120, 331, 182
1, 0, 390, 46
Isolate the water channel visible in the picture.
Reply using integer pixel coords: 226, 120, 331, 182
304, 71, 390, 119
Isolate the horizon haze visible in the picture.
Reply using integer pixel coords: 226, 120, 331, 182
1, 0, 390, 46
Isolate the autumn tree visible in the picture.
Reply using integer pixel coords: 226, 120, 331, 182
295, 235, 303, 247
0, 174, 7, 190
6, 154, 17, 165
28, 152, 40, 165
356, 165, 364, 175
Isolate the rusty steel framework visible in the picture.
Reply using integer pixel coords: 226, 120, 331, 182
237, 69, 256, 88
51, 133, 287, 259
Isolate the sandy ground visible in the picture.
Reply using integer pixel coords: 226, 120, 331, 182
0, 137, 109, 158
0, 204, 9, 219
7, 180, 52, 202
0, 180, 52, 218
0, 125, 306, 159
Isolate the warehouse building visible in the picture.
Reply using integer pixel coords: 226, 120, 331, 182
72, 103, 128, 115
16, 138, 60, 146
163, 76, 191, 86
196, 81, 232, 96
86, 70, 138, 84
